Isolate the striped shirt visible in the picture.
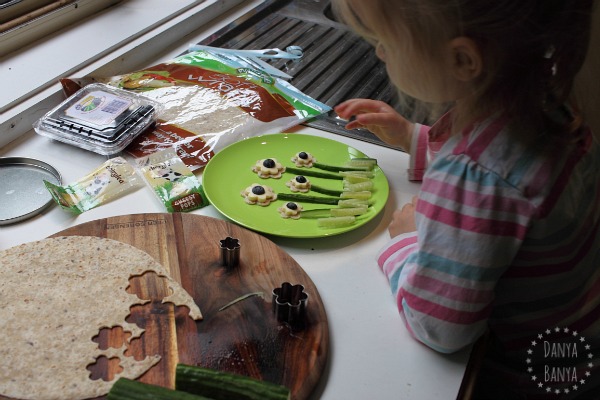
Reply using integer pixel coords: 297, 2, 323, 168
377, 111, 600, 395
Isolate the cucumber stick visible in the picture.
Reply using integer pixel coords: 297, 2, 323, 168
342, 174, 371, 184
347, 157, 377, 169
317, 216, 356, 228
299, 208, 335, 219
330, 206, 368, 217
300, 206, 368, 219
310, 158, 377, 172
107, 378, 212, 400
312, 162, 369, 172
278, 193, 340, 205
338, 199, 369, 208
343, 180, 373, 192
340, 191, 372, 200
310, 184, 343, 197
175, 364, 290, 400
339, 170, 375, 179
285, 166, 342, 180
279, 192, 373, 205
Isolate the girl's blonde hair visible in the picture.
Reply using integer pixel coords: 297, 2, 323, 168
333, 0, 597, 138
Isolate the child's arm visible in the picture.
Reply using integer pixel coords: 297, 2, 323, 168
377, 158, 531, 353
334, 99, 415, 151
335, 99, 438, 182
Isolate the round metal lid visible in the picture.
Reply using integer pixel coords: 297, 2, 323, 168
0, 157, 62, 225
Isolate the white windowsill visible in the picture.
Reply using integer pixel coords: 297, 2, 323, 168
0, 0, 264, 148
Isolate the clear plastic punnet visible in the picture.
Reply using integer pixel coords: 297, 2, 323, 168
34, 83, 160, 155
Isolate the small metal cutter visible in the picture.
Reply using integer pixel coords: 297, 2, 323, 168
219, 237, 240, 268
272, 282, 308, 330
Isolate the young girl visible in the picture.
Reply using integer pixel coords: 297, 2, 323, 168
332, 0, 600, 398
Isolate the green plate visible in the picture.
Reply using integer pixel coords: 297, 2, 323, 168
202, 133, 389, 238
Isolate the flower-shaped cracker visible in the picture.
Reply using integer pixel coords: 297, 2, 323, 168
291, 151, 316, 168
285, 175, 311, 193
277, 202, 304, 219
252, 158, 286, 178
241, 183, 277, 206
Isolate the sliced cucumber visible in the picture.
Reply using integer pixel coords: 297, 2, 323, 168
330, 207, 368, 217
337, 199, 370, 208
300, 206, 368, 219
310, 184, 343, 197
340, 191, 372, 200
312, 162, 369, 172
317, 216, 356, 228
285, 166, 342, 180
175, 364, 290, 400
343, 181, 374, 192
347, 158, 377, 170
278, 193, 340, 205
341, 174, 371, 184
300, 208, 335, 219
339, 170, 375, 179
107, 378, 212, 400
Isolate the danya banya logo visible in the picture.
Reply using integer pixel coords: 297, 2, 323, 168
526, 326, 594, 396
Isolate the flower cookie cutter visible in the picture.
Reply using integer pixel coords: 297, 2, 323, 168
219, 237, 240, 269
272, 282, 308, 330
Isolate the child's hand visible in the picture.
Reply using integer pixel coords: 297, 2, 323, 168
388, 196, 418, 238
334, 99, 414, 152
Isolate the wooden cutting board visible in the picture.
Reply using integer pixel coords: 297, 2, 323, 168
11, 213, 328, 400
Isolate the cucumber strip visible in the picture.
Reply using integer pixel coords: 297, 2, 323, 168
342, 174, 371, 184
339, 170, 375, 179
107, 378, 212, 400
278, 193, 340, 205
337, 199, 370, 208
299, 208, 334, 219
343, 181, 374, 192
310, 184, 343, 197
285, 166, 342, 180
330, 206, 368, 217
347, 158, 377, 169
317, 216, 356, 228
300, 206, 369, 218
340, 191, 372, 200
176, 364, 291, 400
312, 162, 369, 172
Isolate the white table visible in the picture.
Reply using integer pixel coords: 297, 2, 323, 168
0, 125, 470, 400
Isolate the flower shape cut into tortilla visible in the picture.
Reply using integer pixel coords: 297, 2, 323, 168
291, 152, 316, 168
252, 158, 286, 178
278, 202, 304, 219
241, 183, 277, 206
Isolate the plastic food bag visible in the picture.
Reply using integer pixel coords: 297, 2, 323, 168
139, 148, 209, 212
60, 49, 331, 170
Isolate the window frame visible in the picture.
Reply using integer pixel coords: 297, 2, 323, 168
0, 0, 259, 148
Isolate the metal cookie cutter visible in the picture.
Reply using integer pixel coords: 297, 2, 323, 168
219, 237, 240, 269
272, 282, 308, 330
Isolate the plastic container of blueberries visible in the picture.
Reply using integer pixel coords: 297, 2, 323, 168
34, 83, 160, 156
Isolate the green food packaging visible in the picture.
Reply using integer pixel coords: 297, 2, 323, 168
139, 148, 209, 212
